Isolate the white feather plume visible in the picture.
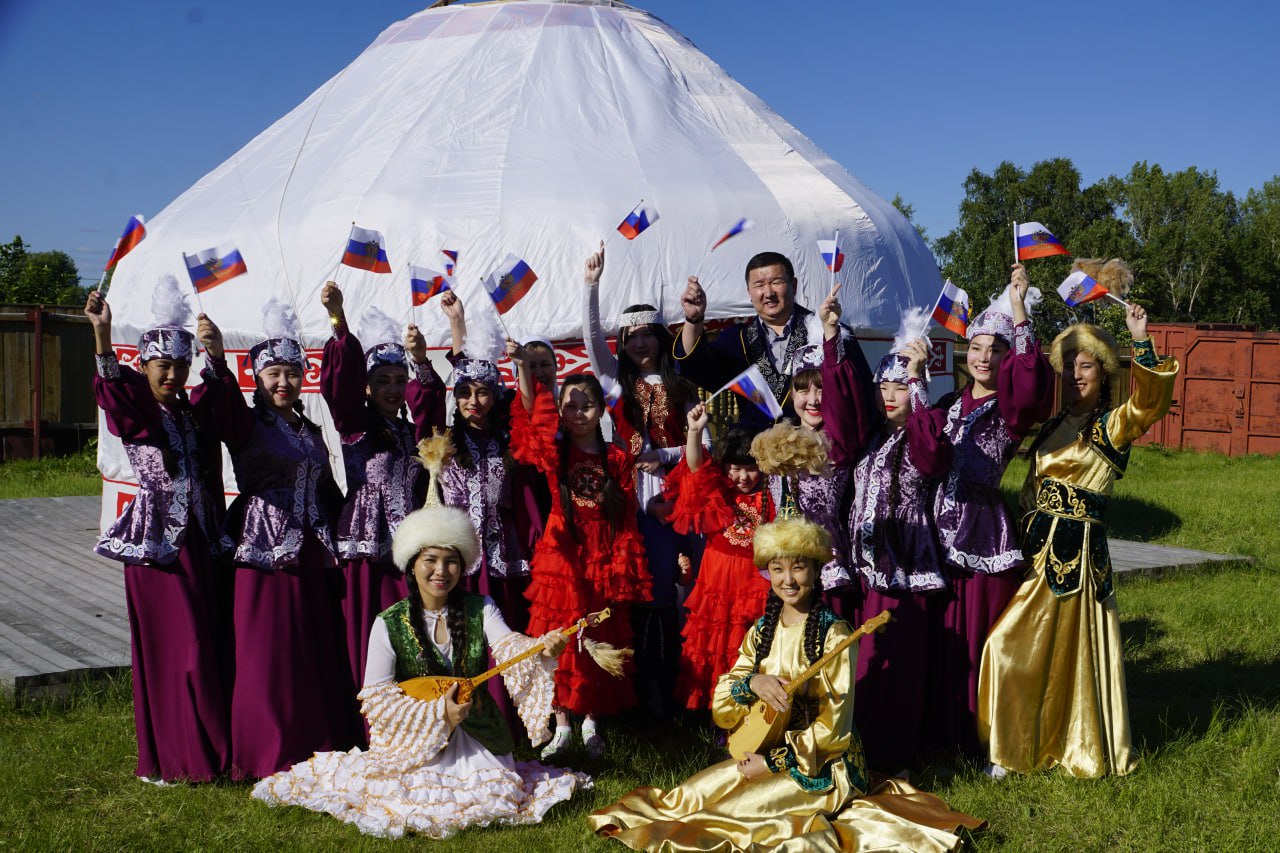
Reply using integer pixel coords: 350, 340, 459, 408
360, 305, 403, 348
985, 284, 1043, 318
150, 275, 192, 328
262, 297, 301, 341
891, 306, 931, 353
461, 304, 506, 365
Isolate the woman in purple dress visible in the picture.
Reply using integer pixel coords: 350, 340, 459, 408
85, 282, 233, 784
824, 308, 952, 775
219, 299, 355, 780
318, 282, 446, 696
927, 265, 1054, 759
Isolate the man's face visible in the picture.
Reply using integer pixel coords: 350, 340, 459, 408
746, 263, 795, 326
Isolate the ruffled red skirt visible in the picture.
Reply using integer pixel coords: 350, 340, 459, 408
675, 546, 771, 710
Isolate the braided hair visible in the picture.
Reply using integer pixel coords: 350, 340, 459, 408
366, 363, 414, 455
405, 557, 468, 677
752, 567, 827, 669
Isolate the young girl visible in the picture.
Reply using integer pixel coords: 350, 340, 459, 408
979, 300, 1177, 778
927, 264, 1054, 759
85, 281, 233, 784
319, 282, 447, 698
509, 358, 650, 758
825, 309, 953, 774
252, 505, 590, 839
589, 516, 983, 851
667, 409, 773, 711
219, 299, 354, 779
582, 244, 700, 719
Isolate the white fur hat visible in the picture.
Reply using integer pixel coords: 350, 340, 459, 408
391, 506, 480, 572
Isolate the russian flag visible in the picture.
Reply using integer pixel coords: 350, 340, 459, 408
931, 279, 970, 337
1057, 270, 1109, 307
617, 201, 658, 240
342, 225, 392, 273
816, 238, 844, 273
484, 254, 538, 315
184, 243, 248, 293
711, 217, 755, 251
1015, 222, 1070, 260
104, 215, 146, 271
410, 265, 450, 306
441, 249, 458, 277
718, 365, 784, 421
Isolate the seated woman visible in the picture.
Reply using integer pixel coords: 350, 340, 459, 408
589, 517, 984, 852
252, 505, 591, 839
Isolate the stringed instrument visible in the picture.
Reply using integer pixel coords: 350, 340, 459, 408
399, 608, 612, 704
726, 609, 891, 761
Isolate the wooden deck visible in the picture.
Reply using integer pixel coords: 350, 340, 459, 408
0, 495, 1253, 702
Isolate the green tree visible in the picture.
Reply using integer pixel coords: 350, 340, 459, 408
1232, 177, 1280, 328
0, 236, 87, 305
890, 194, 929, 244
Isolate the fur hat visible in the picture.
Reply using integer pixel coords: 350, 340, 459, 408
1049, 323, 1121, 377
391, 506, 480, 572
750, 423, 830, 477
752, 516, 832, 569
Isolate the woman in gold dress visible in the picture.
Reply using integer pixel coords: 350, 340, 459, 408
590, 517, 983, 852
978, 300, 1179, 778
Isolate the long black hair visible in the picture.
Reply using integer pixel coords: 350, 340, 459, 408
556, 374, 627, 534
615, 303, 698, 439
752, 571, 827, 670
448, 379, 512, 469
405, 557, 468, 677
365, 362, 413, 455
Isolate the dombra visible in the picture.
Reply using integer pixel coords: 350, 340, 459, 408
727, 610, 892, 761
399, 608, 616, 704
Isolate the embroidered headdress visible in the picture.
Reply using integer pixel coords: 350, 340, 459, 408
969, 284, 1043, 344
450, 298, 505, 390
249, 298, 306, 374
137, 275, 195, 364
874, 306, 932, 384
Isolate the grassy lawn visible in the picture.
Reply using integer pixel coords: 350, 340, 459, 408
2, 446, 1279, 850
0, 448, 100, 500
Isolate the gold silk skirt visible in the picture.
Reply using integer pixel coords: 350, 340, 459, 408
588, 759, 983, 852
977, 562, 1137, 777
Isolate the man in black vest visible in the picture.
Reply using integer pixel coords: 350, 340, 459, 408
673, 251, 812, 430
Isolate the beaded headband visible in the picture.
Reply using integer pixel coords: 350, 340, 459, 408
137, 327, 194, 364
967, 309, 1014, 345
364, 342, 407, 374
249, 337, 307, 374
873, 352, 912, 384
450, 358, 502, 389
619, 309, 660, 328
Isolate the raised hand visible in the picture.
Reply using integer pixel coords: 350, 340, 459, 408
505, 338, 525, 364
1010, 263, 1029, 304
687, 402, 709, 432
681, 276, 707, 324
320, 281, 343, 315
584, 241, 605, 287
820, 282, 842, 340
440, 290, 464, 322
196, 313, 224, 358
405, 324, 427, 364
84, 290, 111, 329
1125, 301, 1149, 341
904, 339, 930, 381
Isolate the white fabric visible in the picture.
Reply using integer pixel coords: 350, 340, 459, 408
363, 596, 514, 687
97, 0, 944, 522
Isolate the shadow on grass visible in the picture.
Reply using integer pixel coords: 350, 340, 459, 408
1122, 615, 1280, 751
1105, 494, 1184, 542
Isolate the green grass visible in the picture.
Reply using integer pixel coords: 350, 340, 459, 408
3, 446, 1279, 850
0, 446, 100, 500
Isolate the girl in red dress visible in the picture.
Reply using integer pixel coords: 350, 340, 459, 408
508, 348, 650, 759
667, 405, 775, 711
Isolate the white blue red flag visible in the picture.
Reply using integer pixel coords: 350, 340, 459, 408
483, 254, 538, 315
441, 249, 458, 277
617, 201, 658, 240
931, 279, 970, 337
104, 215, 146, 271
1015, 222, 1070, 261
816, 238, 844, 273
342, 225, 392, 273
711, 218, 754, 251
717, 364, 784, 421
184, 243, 248, 293
1057, 270, 1109, 307
410, 266, 450, 306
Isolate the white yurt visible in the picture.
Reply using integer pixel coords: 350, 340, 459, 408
99, 0, 945, 522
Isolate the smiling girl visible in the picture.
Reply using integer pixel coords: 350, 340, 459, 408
509, 353, 650, 758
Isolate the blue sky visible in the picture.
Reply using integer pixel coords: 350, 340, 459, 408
2, 0, 1277, 279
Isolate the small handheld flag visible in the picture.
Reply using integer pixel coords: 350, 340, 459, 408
441, 249, 458, 277
342, 225, 392, 273
184, 244, 248, 293
617, 201, 658, 240
816, 238, 845, 273
483, 254, 538, 315
1015, 222, 1070, 261
1057, 270, 1110, 307
713, 365, 784, 421
711, 218, 755, 251
931, 279, 970, 337
104, 215, 146, 272
410, 266, 450, 306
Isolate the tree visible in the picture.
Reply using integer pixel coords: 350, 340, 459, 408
890, 194, 929, 244
1232, 177, 1280, 328
0, 235, 88, 305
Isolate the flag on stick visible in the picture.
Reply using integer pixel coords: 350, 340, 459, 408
617, 201, 658, 240
1057, 270, 1110, 307
712, 365, 784, 421
483, 254, 538, 315
1015, 222, 1070, 260
410, 266, 450, 306
104, 215, 146, 271
441, 249, 458, 277
711, 218, 754, 251
184, 244, 248, 293
342, 225, 392, 273
817, 237, 845, 273
931, 279, 971, 336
